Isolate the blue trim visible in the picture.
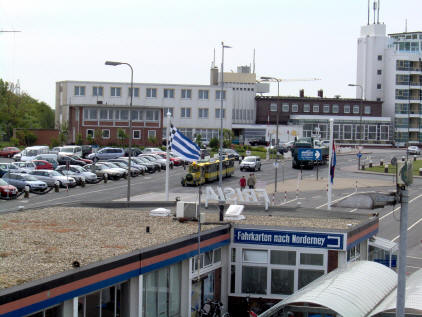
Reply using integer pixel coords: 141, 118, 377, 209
347, 228, 378, 250
2, 239, 229, 316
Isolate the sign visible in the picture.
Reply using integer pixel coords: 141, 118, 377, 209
246, 150, 251, 156
233, 228, 345, 250
298, 148, 322, 161
205, 186, 270, 210
357, 152, 362, 159
273, 162, 279, 168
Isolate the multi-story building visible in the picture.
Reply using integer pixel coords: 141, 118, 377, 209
356, 23, 422, 146
55, 66, 268, 146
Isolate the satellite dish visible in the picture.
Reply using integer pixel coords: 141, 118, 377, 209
391, 157, 397, 166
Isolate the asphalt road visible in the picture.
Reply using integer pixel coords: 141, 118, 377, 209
1, 149, 422, 273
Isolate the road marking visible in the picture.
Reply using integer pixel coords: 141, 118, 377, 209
392, 215, 422, 242
407, 265, 422, 269
316, 192, 355, 209
349, 208, 357, 213
311, 196, 321, 199
407, 256, 422, 260
380, 193, 422, 221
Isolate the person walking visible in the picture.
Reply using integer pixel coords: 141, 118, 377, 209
240, 175, 246, 191
247, 173, 256, 189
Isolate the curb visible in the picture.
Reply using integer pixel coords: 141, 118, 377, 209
353, 169, 422, 179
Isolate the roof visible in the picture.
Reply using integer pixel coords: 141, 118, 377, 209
261, 261, 397, 317
290, 115, 391, 122
369, 236, 398, 253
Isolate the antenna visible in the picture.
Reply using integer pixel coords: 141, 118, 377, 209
253, 48, 256, 74
213, 48, 216, 68
377, 0, 380, 23
367, 0, 370, 25
373, 1, 377, 24
405, 19, 408, 32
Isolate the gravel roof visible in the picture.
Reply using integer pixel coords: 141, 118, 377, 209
0, 206, 364, 290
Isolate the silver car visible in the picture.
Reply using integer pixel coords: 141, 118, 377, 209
56, 165, 98, 183
239, 156, 262, 172
12, 161, 37, 173
29, 170, 76, 187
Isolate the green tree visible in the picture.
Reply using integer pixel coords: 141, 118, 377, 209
195, 134, 202, 147
58, 122, 69, 145
117, 128, 128, 147
148, 136, 158, 146
86, 134, 94, 145
75, 133, 83, 145
223, 129, 234, 148
94, 129, 102, 146
209, 137, 219, 149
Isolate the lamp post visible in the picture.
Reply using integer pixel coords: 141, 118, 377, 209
348, 83, 363, 170
219, 42, 231, 188
105, 61, 133, 203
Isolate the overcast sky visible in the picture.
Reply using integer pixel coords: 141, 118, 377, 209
1, 0, 421, 108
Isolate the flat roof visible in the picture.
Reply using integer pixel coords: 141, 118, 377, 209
0, 205, 372, 290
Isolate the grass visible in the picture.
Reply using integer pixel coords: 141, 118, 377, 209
365, 159, 422, 176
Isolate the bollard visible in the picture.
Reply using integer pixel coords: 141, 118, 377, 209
380, 159, 384, 166
54, 181, 60, 192
384, 164, 389, 173
402, 156, 405, 162
369, 160, 373, 168
81, 180, 85, 187
361, 164, 365, 170
414, 155, 417, 162
419, 168, 422, 176
123, 173, 127, 179
103, 173, 108, 183
24, 185, 30, 198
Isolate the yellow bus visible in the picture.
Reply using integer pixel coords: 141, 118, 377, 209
181, 158, 235, 186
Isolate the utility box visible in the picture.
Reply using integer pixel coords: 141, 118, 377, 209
176, 201, 198, 219
397, 160, 413, 186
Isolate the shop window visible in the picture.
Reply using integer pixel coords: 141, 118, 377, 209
230, 265, 236, 293
300, 253, 323, 266
298, 269, 324, 289
270, 250, 296, 265
231, 248, 236, 262
242, 266, 267, 294
271, 269, 294, 295
243, 249, 267, 263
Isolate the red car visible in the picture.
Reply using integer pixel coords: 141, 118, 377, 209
33, 160, 54, 170
155, 152, 183, 166
0, 147, 20, 158
0, 178, 18, 199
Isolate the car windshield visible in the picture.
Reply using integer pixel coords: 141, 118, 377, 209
115, 161, 128, 166
142, 156, 155, 162
0, 179, 8, 186
72, 166, 84, 172
107, 163, 120, 168
48, 171, 61, 176
26, 150, 38, 156
23, 175, 39, 181
61, 148, 74, 153
244, 157, 255, 162
113, 162, 127, 168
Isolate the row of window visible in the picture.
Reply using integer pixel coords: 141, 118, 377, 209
82, 108, 160, 121
74, 86, 226, 100
302, 123, 390, 141
396, 60, 422, 71
276, 103, 371, 115
163, 107, 225, 119
85, 128, 156, 140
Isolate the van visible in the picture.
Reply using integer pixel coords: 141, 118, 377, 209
87, 147, 125, 162
59, 146, 83, 157
17, 146, 49, 162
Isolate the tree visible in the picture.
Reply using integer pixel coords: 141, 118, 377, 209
209, 137, 219, 149
58, 122, 69, 145
117, 128, 128, 147
75, 133, 83, 145
223, 129, 234, 148
94, 129, 102, 146
195, 134, 202, 147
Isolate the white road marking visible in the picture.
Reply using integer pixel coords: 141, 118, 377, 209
349, 208, 357, 213
380, 193, 422, 221
392, 215, 422, 242
316, 192, 355, 209
407, 265, 422, 269
311, 196, 321, 199
407, 256, 422, 260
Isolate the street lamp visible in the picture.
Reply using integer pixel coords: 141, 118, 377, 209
105, 60, 133, 203
348, 83, 363, 170
219, 42, 231, 188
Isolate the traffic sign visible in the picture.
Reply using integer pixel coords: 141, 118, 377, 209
298, 148, 322, 161
273, 162, 279, 168
357, 152, 362, 159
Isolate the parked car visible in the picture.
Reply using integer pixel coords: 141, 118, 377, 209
139, 154, 173, 169
98, 162, 129, 178
104, 161, 141, 177
66, 154, 92, 164
84, 163, 123, 180
81, 145, 93, 158
2, 173, 48, 191
108, 158, 147, 175
33, 160, 54, 170
87, 147, 125, 162
14, 146, 49, 162
0, 163, 25, 177
0, 178, 18, 199
57, 154, 86, 166
34, 154, 59, 168
128, 157, 155, 173
124, 147, 143, 157
56, 170, 86, 185
29, 170, 77, 187
12, 161, 37, 173
239, 156, 262, 172
155, 152, 183, 166
142, 147, 162, 154
0, 147, 20, 158
136, 155, 161, 172
222, 149, 240, 161
200, 139, 210, 148
56, 165, 98, 183
279, 141, 295, 153
59, 145, 83, 157
407, 146, 421, 155
200, 149, 210, 160
248, 139, 269, 146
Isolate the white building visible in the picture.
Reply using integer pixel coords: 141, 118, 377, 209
356, 23, 422, 146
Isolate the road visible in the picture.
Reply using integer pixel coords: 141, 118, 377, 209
1, 149, 421, 273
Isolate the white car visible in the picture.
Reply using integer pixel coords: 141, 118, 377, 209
239, 156, 262, 172
407, 146, 421, 155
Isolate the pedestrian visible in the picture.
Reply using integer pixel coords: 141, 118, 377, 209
247, 173, 256, 189
240, 176, 246, 191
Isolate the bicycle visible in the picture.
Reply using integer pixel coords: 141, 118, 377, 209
198, 300, 231, 317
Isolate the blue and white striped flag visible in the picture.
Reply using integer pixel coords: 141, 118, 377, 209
169, 125, 200, 162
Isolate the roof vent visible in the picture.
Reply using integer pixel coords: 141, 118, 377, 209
150, 207, 171, 217
176, 201, 198, 220
224, 205, 245, 221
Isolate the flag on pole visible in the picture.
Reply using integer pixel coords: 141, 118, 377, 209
169, 125, 200, 162
330, 140, 336, 183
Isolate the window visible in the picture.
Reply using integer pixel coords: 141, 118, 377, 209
377, 69, 382, 75
344, 104, 350, 114
377, 84, 382, 89
146, 88, 157, 98
199, 89, 209, 100
133, 130, 141, 139
313, 104, 319, 113
131, 110, 139, 121
111, 87, 121, 97
243, 249, 267, 263
102, 129, 110, 139
343, 125, 352, 139
163, 107, 174, 117
181, 89, 192, 99
380, 125, 389, 140
215, 108, 225, 119
300, 253, 323, 265
85, 109, 97, 120
146, 110, 159, 121
86, 129, 94, 138
242, 266, 267, 294
270, 250, 296, 265
353, 105, 360, 114
198, 108, 209, 119
100, 109, 112, 120
271, 269, 294, 295
377, 55, 382, 61
92, 86, 103, 96
129, 87, 140, 97
332, 104, 339, 113
164, 89, 175, 98
303, 104, 310, 112
74, 86, 85, 96
368, 125, 377, 140
216, 90, 226, 100
292, 104, 298, 112
148, 130, 156, 138
121, 110, 129, 120
181, 107, 191, 118
282, 104, 289, 112
323, 104, 330, 113
298, 269, 324, 289
364, 105, 371, 114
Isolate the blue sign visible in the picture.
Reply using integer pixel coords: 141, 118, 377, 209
357, 152, 362, 158
298, 148, 322, 161
233, 228, 344, 250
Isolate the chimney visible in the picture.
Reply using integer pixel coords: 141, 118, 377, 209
318, 89, 323, 98
299, 89, 304, 98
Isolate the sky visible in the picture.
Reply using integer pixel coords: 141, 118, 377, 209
1, 0, 421, 108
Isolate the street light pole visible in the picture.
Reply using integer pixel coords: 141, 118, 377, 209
348, 84, 363, 170
105, 61, 133, 203
219, 42, 231, 188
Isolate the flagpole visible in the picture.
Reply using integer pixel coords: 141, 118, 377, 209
327, 118, 334, 210
165, 111, 171, 201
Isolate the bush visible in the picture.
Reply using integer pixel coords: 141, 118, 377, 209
75, 133, 83, 145
209, 137, 219, 149
50, 137, 60, 148
10, 137, 19, 147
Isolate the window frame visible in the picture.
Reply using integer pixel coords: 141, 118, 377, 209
198, 89, 209, 100
86, 129, 94, 138
148, 130, 157, 139
163, 88, 175, 99
146, 88, 157, 98
312, 104, 320, 113
92, 86, 103, 97
133, 130, 141, 139
110, 87, 122, 97
102, 129, 110, 139
74, 86, 86, 96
